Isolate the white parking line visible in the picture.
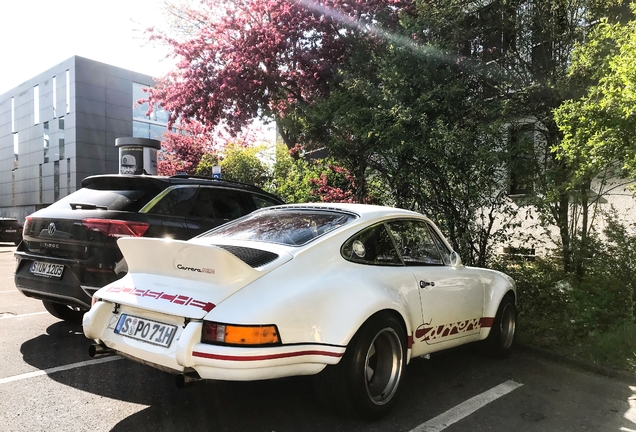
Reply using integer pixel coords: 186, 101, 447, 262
0, 312, 49, 319
410, 380, 523, 432
0, 290, 18, 293
0, 356, 122, 384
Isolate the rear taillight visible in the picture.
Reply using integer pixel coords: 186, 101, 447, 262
81, 219, 149, 238
23, 216, 32, 237
201, 321, 281, 346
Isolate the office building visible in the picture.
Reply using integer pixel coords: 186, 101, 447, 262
0, 56, 168, 221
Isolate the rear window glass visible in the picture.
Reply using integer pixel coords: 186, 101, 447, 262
49, 187, 158, 212
200, 209, 357, 246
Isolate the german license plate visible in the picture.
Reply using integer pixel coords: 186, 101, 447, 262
5, 229, 16, 233
30, 261, 64, 278
114, 313, 177, 348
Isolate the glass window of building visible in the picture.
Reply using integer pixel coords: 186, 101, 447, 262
53, 76, 57, 118
43, 121, 50, 163
11, 97, 15, 132
65, 70, 70, 113
58, 117, 65, 160
133, 82, 151, 120
13, 133, 19, 167
34, 85, 40, 124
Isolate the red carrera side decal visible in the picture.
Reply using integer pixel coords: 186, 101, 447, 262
192, 350, 344, 362
104, 285, 215, 312
415, 316, 495, 342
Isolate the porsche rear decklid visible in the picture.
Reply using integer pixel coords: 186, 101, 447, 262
95, 237, 292, 319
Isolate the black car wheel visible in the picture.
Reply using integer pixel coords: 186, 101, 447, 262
314, 313, 406, 420
42, 300, 86, 324
485, 294, 516, 358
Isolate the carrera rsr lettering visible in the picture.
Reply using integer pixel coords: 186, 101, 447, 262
176, 263, 215, 274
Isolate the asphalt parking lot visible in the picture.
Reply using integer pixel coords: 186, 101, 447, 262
1, 243, 635, 432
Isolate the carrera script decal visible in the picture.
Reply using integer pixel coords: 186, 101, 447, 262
415, 317, 494, 342
104, 286, 215, 312
176, 263, 215, 274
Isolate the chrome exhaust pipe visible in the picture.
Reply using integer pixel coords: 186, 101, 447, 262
175, 372, 202, 389
88, 343, 116, 358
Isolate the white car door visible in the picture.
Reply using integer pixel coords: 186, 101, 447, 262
385, 220, 485, 356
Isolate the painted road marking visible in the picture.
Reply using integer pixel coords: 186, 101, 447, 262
0, 357, 122, 384
0, 312, 48, 319
0, 290, 18, 293
410, 380, 523, 432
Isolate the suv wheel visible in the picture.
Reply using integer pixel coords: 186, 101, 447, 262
42, 300, 86, 324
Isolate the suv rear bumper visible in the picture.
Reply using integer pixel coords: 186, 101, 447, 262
15, 250, 121, 309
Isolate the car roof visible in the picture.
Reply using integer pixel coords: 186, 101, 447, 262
82, 174, 283, 202
260, 203, 426, 222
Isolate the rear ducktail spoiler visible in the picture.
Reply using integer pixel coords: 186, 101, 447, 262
117, 237, 261, 286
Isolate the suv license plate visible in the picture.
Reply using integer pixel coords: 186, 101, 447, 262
30, 261, 64, 278
114, 313, 177, 348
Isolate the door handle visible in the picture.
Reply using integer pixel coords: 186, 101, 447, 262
419, 280, 435, 288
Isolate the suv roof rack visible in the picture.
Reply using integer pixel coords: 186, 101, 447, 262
169, 173, 262, 191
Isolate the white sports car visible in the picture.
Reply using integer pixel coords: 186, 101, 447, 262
83, 203, 516, 419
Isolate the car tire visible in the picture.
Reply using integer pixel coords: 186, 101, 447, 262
42, 300, 86, 324
485, 294, 516, 358
314, 313, 406, 420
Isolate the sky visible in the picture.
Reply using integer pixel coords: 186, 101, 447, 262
0, 0, 176, 95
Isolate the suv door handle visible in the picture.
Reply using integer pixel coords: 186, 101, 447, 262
419, 280, 435, 288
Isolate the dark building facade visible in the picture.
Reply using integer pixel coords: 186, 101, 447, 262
0, 56, 167, 221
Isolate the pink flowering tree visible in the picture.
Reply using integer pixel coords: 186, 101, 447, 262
145, 0, 410, 149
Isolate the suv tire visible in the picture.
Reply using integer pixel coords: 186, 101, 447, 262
42, 300, 86, 324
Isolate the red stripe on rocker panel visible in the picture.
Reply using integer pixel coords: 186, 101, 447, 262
480, 317, 495, 328
192, 350, 343, 362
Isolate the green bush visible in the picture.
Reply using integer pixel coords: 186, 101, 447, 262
491, 215, 636, 372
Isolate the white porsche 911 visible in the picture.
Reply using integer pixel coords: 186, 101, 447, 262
83, 203, 516, 419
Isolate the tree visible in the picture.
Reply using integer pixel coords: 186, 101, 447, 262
405, 0, 630, 271
157, 121, 216, 175
555, 4, 636, 181
288, 4, 519, 266
146, 0, 409, 149
219, 143, 271, 187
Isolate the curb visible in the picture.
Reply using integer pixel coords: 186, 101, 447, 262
517, 343, 636, 385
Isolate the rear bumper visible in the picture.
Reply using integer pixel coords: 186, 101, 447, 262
14, 251, 120, 309
84, 301, 346, 381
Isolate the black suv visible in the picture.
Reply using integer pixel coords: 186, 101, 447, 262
0, 218, 23, 245
15, 174, 283, 322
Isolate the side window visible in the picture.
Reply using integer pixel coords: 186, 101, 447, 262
251, 194, 281, 210
188, 187, 216, 218
341, 224, 402, 266
426, 223, 451, 265
145, 186, 197, 217
386, 220, 445, 266
189, 188, 250, 220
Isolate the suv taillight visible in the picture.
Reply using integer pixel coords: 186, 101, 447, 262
23, 216, 32, 237
81, 219, 149, 238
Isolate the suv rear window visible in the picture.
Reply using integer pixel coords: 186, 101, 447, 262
49, 187, 158, 212
201, 209, 357, 246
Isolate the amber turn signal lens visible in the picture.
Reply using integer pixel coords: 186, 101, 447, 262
202, 322, 280, 346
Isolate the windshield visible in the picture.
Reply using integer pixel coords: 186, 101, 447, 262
200, 209, 357, 246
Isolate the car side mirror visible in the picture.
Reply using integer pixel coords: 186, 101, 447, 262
450, 251, 463, 267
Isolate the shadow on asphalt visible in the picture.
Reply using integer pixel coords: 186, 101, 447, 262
20, 322, 524, 431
